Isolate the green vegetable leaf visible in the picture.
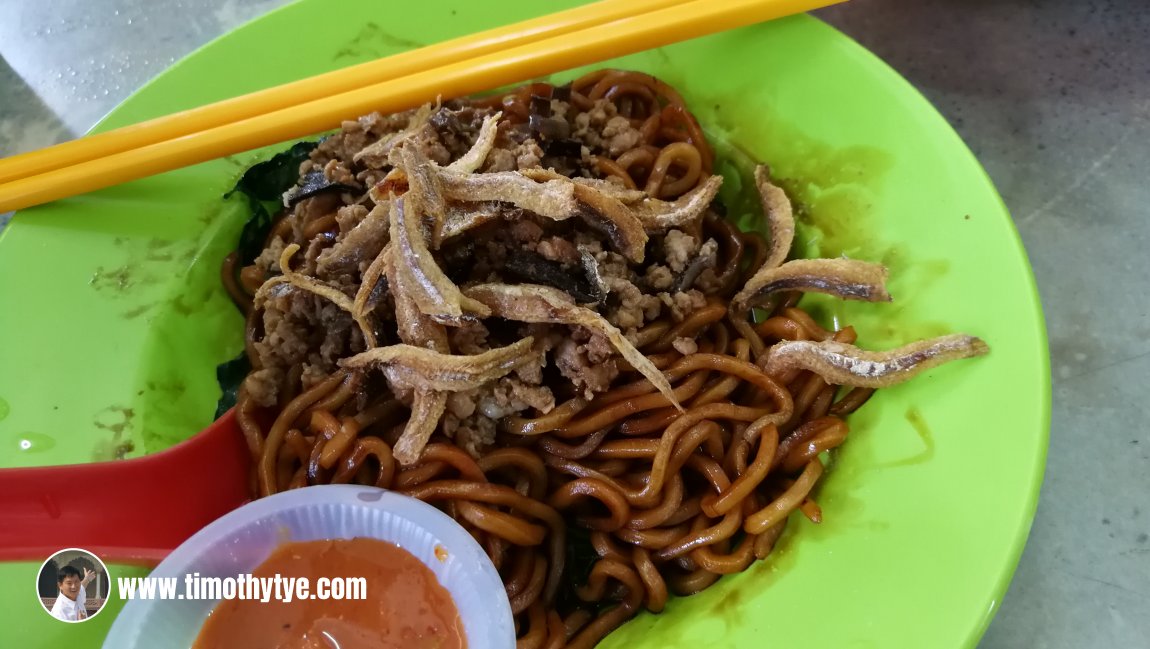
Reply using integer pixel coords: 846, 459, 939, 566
224, 140, 319, 264
556, 526, 602, 613
214, 140, 318, 418
213, 350, 250, 419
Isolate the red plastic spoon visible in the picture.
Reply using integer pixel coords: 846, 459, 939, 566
0, 409, 251, 565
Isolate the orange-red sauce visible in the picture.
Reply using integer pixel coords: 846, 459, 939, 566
193, 538, 465, 649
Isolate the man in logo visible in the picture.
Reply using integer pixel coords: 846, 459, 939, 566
50, 565, 96, 622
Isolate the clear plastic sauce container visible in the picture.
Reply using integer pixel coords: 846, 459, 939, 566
104, 485, 514, 648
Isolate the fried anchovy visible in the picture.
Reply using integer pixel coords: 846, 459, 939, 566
399, 144, 448, 249
340, 336, 538, 393
464, 283, 682, 411
434, 167, 648, 262
755, 165, 794, 271
733, 258, 891, 314
392, 391, 448, 466
436, 168, 579, 222
441, 202, 503, 240
352, 103, 434, 167
763, 334, 990, 388
379, 244, 453, 466
631, 174, 723, 232
446, 111, 502, 174
389, 195, 491, 326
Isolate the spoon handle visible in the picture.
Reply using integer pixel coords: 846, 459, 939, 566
0, 410, 251, 564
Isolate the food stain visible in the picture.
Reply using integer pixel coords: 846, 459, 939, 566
94, 405, 135, 436
121, 304, 154, 320
878, 407, 935, 468
434, 545, 449, 562
708, 580, 745, 632
334, 22, 424, 61
90, 263, 163, 295
144, 238, 176, 262
640, 528, 805, 647
221, 155, 251, 169
135, 379, 193, 454
166, 284, 219, 317
145, 379, 188, 397
92, 439, 136, 461
169, 293, 200, 316
94, 236, 199, 321
89, 265, 135, 291
90, 405, 137, 461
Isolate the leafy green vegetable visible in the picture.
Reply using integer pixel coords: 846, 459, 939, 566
225, 140, 319, 264
566, 526, 599, 586
213, 351, 250, 419
556, 526, 602, 612
214, 141, 318, 418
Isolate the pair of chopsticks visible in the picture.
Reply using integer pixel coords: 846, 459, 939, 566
0, 0, 842, 213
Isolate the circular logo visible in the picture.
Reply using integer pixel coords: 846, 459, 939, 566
36, 548, 111, 623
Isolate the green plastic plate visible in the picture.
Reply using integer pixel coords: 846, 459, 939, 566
0, 1, 1049, 647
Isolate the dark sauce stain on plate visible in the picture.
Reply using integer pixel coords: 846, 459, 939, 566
880, 407, 935, 468
93, 405, 135, 435
221, 154, 253, 170
644, 524, 807, 647
89, 265, 139, 292
825, 406, 936, 478
91, 240, 178, 294
90, 436, 135, 461
121, 304, 154, 320
94, 236, 196, 327
707, 588, 745, 637
146, 379, 189, 396
168, 293, 202, 316
91, 405, 138, 460
334, 22, 425, 61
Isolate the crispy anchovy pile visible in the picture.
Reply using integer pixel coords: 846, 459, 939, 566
269, 128, 987, 463
342, 133, 739, 461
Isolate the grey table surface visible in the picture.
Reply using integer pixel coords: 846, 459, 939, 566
1, 0, 1147, 646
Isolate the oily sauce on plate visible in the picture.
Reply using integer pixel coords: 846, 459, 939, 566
193, 537, 465, 649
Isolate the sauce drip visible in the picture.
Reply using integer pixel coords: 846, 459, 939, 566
193, 537, 465, 649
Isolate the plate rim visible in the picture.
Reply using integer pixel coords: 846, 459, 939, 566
0, 3, 1052, 648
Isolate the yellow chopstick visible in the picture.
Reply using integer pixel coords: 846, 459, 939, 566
0, 0, 841, 213
0, 0, 695, 186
